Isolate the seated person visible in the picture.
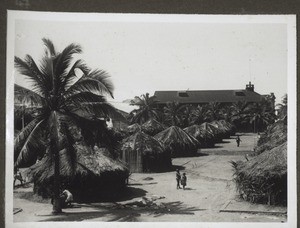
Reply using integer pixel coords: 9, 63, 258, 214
60, 189, 73, 207
14, 168, 24, 187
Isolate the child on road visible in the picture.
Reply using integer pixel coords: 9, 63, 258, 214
181, 173, 187, 190
176, 169, 181, 189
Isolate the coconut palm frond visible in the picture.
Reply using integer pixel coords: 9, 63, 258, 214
39, 54, 55, 92
85, 69, 114, 98
14, 118, 43, 154
14, 119, 46, 167
42, 38, 56, 56
64, 91, 107, 105
14, 56, 48, 96
130, 96, 144, 106
24, 55, 52, 95
14, 84, 44, 107
191, 105, 209, 125
53, 43, 82, 79
62, 59, 91, 90
128, 93, 159, 124
65, 78, 112, 98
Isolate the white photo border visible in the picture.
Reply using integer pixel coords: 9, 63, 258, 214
6, 11, 297, 228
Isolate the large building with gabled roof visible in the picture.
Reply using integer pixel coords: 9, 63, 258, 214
154, 82, 274, 107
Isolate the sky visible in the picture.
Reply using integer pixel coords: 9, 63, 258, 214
14, 14, 288, 112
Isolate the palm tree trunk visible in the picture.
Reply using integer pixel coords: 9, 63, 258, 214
52, 147, 62, 213
22, 114, 25, 130
50, 111, 62, 214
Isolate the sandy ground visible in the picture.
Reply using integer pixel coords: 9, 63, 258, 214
13, 134, 287, 222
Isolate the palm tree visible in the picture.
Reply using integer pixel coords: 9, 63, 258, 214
190, 105, 209, 125
129, 93, 159, 124
206, 102, 223, 121
276, 94, 287, 120
244, 100, 276, 132
219, 105, 234, 122
14, 38, 119, 213
181, 104, 194, 128
230, 101, 249, 130
14, 84, 41, 130
163, 102, 185, 127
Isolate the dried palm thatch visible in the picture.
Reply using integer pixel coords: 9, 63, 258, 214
211, 120, 236, 137
154, 126, 200, 157
199, 122, 222, 143
27, 144, 129, 201
210, 120, 232, 139
255, 119, 287, 154
127, 123, 142, 135
141, 119, 165, 136
231, 142, 287, 205
183, 124, 215, 148
121, 131, 172, 173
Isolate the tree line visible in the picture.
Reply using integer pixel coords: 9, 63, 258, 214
128, 92, 287, 133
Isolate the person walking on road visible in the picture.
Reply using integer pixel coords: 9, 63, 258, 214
176, 169, 181, 189
236, 136, 241, 147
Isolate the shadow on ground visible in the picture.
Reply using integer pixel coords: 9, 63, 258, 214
39, 201, 204, 222
128, 182, 158, 186
196, 152, 209, 156
15, 186, 148, 204
79, 186, 148, 203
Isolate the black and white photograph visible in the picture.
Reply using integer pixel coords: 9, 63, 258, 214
5, 11, 297, 227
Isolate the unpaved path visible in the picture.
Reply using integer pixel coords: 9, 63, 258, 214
13, 134, 287, 222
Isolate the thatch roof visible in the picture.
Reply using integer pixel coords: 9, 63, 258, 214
141, 119, 165, 136
122, 131, 166, 156
199, 122, 223, 142
255, 119, 287, 154
154, 126, 200, 157
183, 124, 215, 148
28, 145, 128, 183
199, 122, 217, 135
238, 142, 286, 176
231, 142, 287, 205
121, 131, 172, 172
212, 120, 235, 135
127, 123, 142, 135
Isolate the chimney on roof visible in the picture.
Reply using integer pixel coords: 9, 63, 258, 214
246, 81, 254, 92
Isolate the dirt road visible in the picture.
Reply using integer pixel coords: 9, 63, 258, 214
13, 134, 287, 222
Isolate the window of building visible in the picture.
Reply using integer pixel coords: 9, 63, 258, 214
235, 91, 245, 96
178, 92, 189, 97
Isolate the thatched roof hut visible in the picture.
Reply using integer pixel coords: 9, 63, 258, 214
127, 123, 142, 135
154, 126, 200, 157
121, 131, 172, 173
184, 124, 215, 148
231, 142, 287, 205
141, 119, 165, 136
27, 144, 129, 201
210, 120, 231, 139
211, 120, 236, 138
255, 119, 287, 154
199, 122, 222, 143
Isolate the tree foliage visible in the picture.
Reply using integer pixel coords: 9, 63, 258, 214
129, 93, 159, 124
14, 38, 119, 212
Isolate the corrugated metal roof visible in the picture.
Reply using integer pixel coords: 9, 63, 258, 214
154, 89, 263, 104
